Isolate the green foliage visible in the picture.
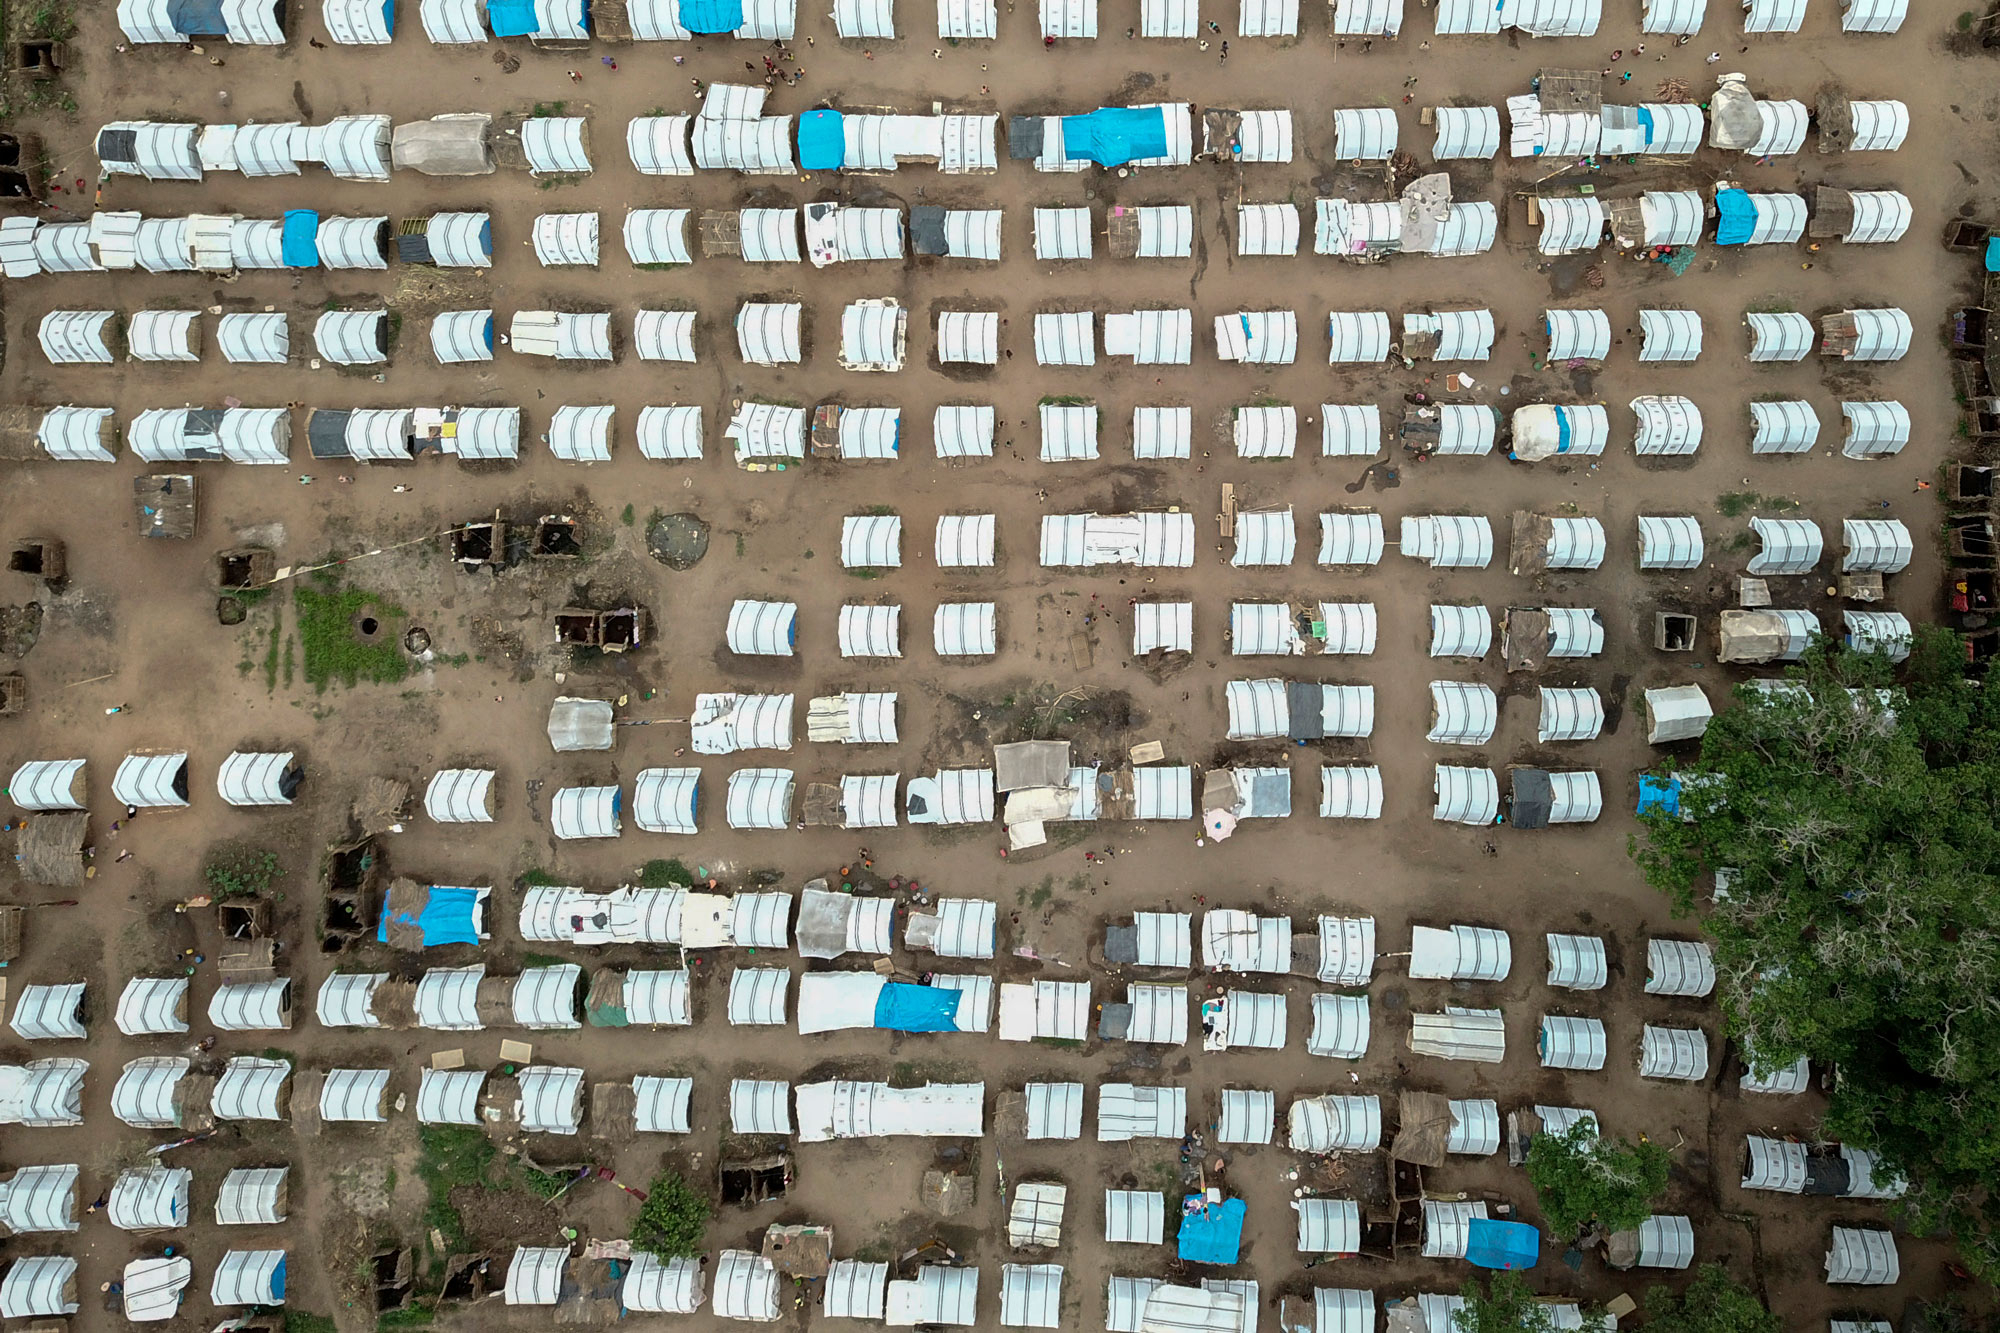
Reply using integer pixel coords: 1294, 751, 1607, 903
416, 1126, 496, 1251
621, 504, 636, 526
1038, 393, 1092, 406
520, 868, 563, 887
285, 1314, 338, 1333
263, 607, 283, 691
294, 585, 410, 692
639, 859, 693, 887
1524, 1122, 1669, 1239
1633, 632, 2000, 1275
26, 0, 77, 39
1640, 1265, 1780, 1333
630, 1171, 713, 1258
205, 848, 282, 899
1451, 1274, 1557, 1333
1714, 490, 1797, 518
376, 1309, 436, 1330
518, 1166, 569, 1199
531, 100, 568, 116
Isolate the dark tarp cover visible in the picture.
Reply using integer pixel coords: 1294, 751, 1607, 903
395, 233, 434, 264
169, 0, 229, 35
797, 109, 844, 170
1286, 681, 1325, 741
909, 205, 949, 255
1057, 106, 1169, 167
1006, 116, 1046, 160
1510, 768, 1553, 829
873, 982, 962, 1032
308, 409, 354, 459
95, 128, 139, 164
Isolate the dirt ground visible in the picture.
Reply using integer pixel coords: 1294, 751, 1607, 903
0, 0, 1992, 1328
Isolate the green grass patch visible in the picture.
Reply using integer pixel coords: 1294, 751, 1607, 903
1714, 491, 1798, 518
860, 503, 897, 516
639, 859, 693, 887
519, 952, 565, 969
1960, 10, 1975, 31
286, 1314, 338, 1333
205, 847, 282, 899
263, 605, 283, 691
1039, 394, 1092, 407
1029, 884, 1053, 908
518, 1166, 570, 1199
621, 504, 636, 525
280, 637, 295, 689
25, 0, 78, 39
416, 1126, 497, 1253
847, 568, 882, 580
294, 584, 410, 692
377, 1308, 435, 1330
531, 100, 568, 116
520, 868, 563, 887
735, 533, 747, 557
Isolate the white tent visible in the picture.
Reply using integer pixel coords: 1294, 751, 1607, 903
886, 1264, 976, 1327
505, 1247, 567, 1306
1539, 1015, 1607, 1070
1747, 517, 1823, 575
1645, 939, 1716, 996
114, 976, 190, 1036
1307, 993, 1370, 1058
1747, 101, 1809, 155
1638, 516, 1704, 570
1746, 311, 1813, 362
1427, 682, 1497, 745
1638, 309, 1703, 362
107, 1167, 191, 1233
1402, 516, 1492, 569
1751, 400, 1820, 454
1433, 767, 1499, 825
1232, 509, 1296, 567
0, 1164, 77, 1233
1840, 192, 1911, 244
1538, 196, 1604, 255
1033, 207, 1093, 261
1236, 0, 1295, 32
1545, 934, 1608, 990
521, 117, 592, 174
216, 751, 299, 807
513, 965, 583, 1030
1040, 513, 1195, 567
9, 984, 86, 1041
1842, 519, 1913, 573
210, 978, 291, 1032
1545, 308, 1610, 361
1024, 1083, 1084, 1141
515, 1065, 584, 1134
1825, 308, 1911, 362
35, 407, 117, 463
1639, 1025, 1710, 1080
213, 1056, 290, 1121
1126, 983, 1188, 1045
1332, 108, 1398, 160
1429, 605, 1491, 658
1633, 1215, 1696, 1270
1631, 397, 1702, 456
416, 1069, 485, 1125
318, 1067, 391, 1122
624, 1254, 706, 1312
37, 310, 114, 365
1215, 310, 1299, 364
1410, 925, 1511, 981
1133, 767, 1193, 820
8, 759, 85, 812
1841, 400, 1910, 458
726, 967, 789, 1026
1826, 1228, 1900, 1284
1324, 311, 1390, 364
0, 1256, 79, 1317
934, 603, 997, 656
1539, 688, 1604, 742
842, 299, 907, 370
1287, 1094, 1381, 1152
1645, 685, 1713, 744
1848, 100, 1909, 151
1096, 1084, 1187, 1142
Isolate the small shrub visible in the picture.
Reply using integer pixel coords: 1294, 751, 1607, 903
639, 859, 693, 887
631, 1171, 714, 1258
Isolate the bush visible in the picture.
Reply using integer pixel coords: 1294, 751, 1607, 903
1642, 1265, 1779, 1333
631, 1171, 713, 1259
1452, 1273, 1557, 1333
639, 858, 693, 888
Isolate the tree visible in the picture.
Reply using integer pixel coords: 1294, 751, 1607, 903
1641, 1265, 1779, 1333
1450, 1273, 1557, 1333
1523, 1121, 1670, 1239
630, 1170, 713, 1259
1633, 630, 2000, 1275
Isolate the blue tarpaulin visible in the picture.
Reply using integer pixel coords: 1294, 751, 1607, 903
1637, 775, 1680, 817
270, 1257, 289, 1299
1714, 189, 1754, 246
1467, 1219, 1540, 1270
379, 0, 395, 31
487, 0, 537, 34
680, 0, 745, 32
378, 885, 485, 947
873, 982, 962, 1032
798, 109, 846, 171
1057, 106, 1168, 167
168, 0, 227, 34
1986, 236, 2000, 273
1635, 105, 1656, 146
280, 210, 320, 267
1555, 407, 1573, 453
1176, 1195, 1247, 1265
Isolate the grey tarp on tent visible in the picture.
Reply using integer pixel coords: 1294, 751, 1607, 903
1390, 1090, 1452, 1167
909, 206, 949, 255
1007, 117, 1046, 161
1510, 769, 1553, 829
548, 697, 615, 751
392, 116, 496, 175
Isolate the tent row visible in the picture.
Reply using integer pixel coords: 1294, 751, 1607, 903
0, 1164, 299, 1234
1535, 186, 1911, 253
9, 752, 298, 812
112, 0, 1912, 46
1537, 306, 1913, 367
0, 1249, 289, 1319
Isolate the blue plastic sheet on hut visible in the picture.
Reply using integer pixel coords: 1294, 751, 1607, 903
679, 0, 745, 33
1057, 106, 1168, 167
1986, 236, 2000, 273
1713, 189, 1754, 246
486, 0, 538, 34
1176, 1195, 1247, 1265
378, 884, 486, 947
873, 982, 962, 1032
280, 210, 320, 267
1636, 775, 1681, 817
1467, 1218, 1540, 1270
798, 109, 846, 171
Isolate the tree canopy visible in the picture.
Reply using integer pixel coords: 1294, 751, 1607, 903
1634, 630, 2000, 1273
1450, 1273, 1557, 1333
1524, 1121, 1670, 1240
1640, 1264, 1780, 1333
